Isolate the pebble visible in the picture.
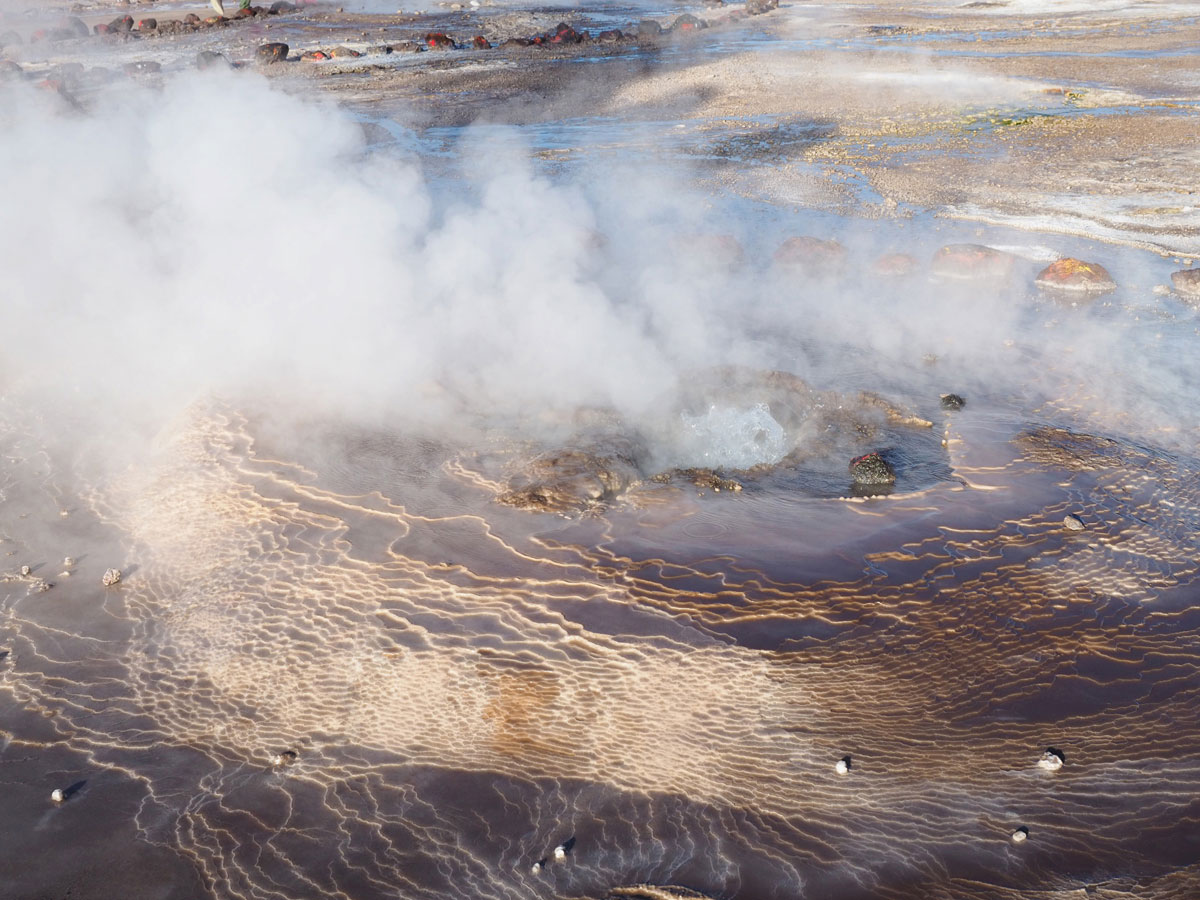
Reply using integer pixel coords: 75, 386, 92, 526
1011, 826, 1029, 843
19, 565, 30, 577
269, 749, 298, 767
530, 858, 545, 874
50, 788, 64, 803
834, 755, 851, 775
940, 393, 966, 410
102, 568, 122, 586
553, 843, 567, 860
1063, 514, 1085, 531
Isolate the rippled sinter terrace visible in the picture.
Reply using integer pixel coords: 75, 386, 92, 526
1, 1, 1200, 899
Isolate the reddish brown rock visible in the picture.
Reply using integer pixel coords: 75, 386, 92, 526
1034, 257, 1117, 295
1171, 268, 1200, 298
773, 236, 847, 278
196, 50, 230, 69
109, 15, 134, 33
255, 42, 289, 64
137, 18, 157, 30
234, 8, 255, 19
550, 23, 586, 44
184, 14, 202, 25
301, 49, 330, 61
472, 35, 492, 49
329, 46, 361, 58
930, 243, 1017, 284
425, 32, 454, 49
872, 252, 919, 278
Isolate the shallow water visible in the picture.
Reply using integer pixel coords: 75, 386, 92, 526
3, 3, 1200, 900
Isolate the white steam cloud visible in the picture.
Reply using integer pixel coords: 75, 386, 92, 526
0, 66, 1194, 470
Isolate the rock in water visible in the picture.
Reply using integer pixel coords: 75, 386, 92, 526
1011, 826, 1029, 843
834, 755, 851, 775
1038, 748, 1065, 771
849, 452, 895, 487
51, 788, 64, 803
930, 243, 1017, 285
256, 42, 289, 64
1035, 257, 1117, 295
940, 393, 966, 410
1063, 514, 1085, 531
102, 568, 122, 586
1170, 268, 1200, 298
425, 32, 454, 49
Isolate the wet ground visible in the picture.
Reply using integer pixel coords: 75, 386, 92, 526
2, 2, 1200, 899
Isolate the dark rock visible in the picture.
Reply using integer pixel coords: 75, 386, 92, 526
550, 22, 585, 44
329, 46, 361, 58
1170, 268, 1200, 298
930, 243, 1017, 285
64, 16, 90, 37
1034, 257, 1116, 296
651, 468, 743, 492
499, 438, 644, 515
184, 13, 202, 25
849, 451, 895, 487
746, 0, 780, 13
425, 32, 454, 49
472, 35, 491, 49
370, 45, 394, 55
49, 62, 85, 86
94, 24, 110, 35
137, 18, 157, 30
301, 49, 329, 61
196, 50, 230, 69
940, 393, 966, 410
255, 42, 289, 64
596, 29, 626, 44
234, 8, 255, 19
392, 40, 422, 52
638, 19, 663, 37
124, 60, 162, 75
500, 37, 533, 48
269, 1, 296, 12
773, 236, 846, 278
109, 15, 134, 33
671, 13, 706, 32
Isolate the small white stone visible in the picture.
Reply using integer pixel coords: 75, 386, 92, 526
102, 568, 122, 587
553, 844, 567, 860
63, 557, 74, 567
530, 861, 542, 874
19, 565, 30, 577
1011, 827, 1028, 843
51, 788, 64, 803
835, 755, 851, 775
1038, 749, 1064, 771
1063, 514, 1085, 531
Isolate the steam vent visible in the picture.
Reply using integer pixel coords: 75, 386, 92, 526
1, 1, 1199, 899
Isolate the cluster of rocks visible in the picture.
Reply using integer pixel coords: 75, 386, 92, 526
657, 233, 1199, 302
494, 368, 938, 514
1, 3, 296, 48
293, 3, 781, 61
